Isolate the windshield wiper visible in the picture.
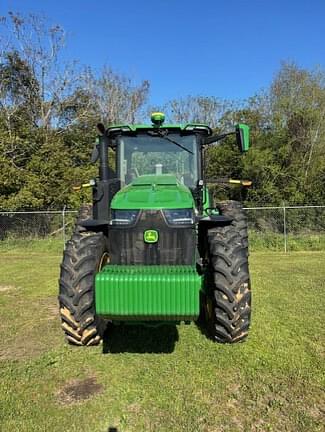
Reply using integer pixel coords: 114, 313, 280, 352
147, 130, 193, 154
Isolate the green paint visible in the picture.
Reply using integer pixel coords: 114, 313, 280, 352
237, 123, 250, 151
144, 229, 159, 243
203, 186, 211, 215
95, 265, 202, 320
132, 175, 178, 186
151, 112, 165, 125
203, 186, 219, 215
111, 174, 195, 210
106, 123, 213, 135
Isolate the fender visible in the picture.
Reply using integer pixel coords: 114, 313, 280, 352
197, 215, 233, 259
197, 215, 233, 225
79, 219, 109, 234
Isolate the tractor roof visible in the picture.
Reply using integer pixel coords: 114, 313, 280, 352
106, 123, 213, 136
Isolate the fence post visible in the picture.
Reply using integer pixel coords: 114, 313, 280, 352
62, 205, 67, 249
283, 202, 287, 253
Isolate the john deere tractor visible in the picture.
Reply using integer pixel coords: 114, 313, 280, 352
59, 113, 251, 346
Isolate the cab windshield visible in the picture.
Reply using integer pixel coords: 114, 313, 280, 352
117, 133, 199, 187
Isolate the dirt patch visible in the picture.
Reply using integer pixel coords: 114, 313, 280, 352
57, 377, 103, 404
0, 284, 16, 292
0, 340, 45, 361
0, 295, 62, 361
308, 398, 325, 422
38, 296, 59, 319
0, 325, 60, 361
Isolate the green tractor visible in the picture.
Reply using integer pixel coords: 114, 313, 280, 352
59, 113, 251, 346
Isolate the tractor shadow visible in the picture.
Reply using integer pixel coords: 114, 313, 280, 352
194, 291, 214, 342
195, 316, 212, 341
102, 323, 179, 354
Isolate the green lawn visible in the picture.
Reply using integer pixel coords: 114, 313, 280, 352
0, 245, 324, 432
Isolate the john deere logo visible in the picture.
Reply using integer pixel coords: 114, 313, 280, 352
144, 230, 159, 243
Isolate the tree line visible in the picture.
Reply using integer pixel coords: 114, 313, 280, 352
0, 12, 324, 210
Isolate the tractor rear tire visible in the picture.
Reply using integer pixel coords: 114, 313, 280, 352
205, 201, 251, 343
58, 231, 108, 346
218, 200, 248, 248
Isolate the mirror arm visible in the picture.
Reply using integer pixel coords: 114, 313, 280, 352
203, 131, 235, 145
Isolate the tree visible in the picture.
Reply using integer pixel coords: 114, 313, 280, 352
270, 62, 325, 181
0, 11, 151, 210
79, 67, 150, 126
0, 12, 81, 132
164, 95, 237, 128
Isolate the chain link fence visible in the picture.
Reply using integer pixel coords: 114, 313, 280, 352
0, 205, 325, 252
245, 205, 325, 252
0, 209, 77, 248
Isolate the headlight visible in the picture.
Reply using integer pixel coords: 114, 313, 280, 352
110, 210, 139, 225
163, 209, 194, 225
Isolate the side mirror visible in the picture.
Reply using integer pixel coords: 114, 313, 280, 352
235, 124, 250, 152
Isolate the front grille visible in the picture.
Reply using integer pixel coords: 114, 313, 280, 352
109, 210, 196, 265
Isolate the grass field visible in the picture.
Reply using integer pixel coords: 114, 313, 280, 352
0, 242, 324, 431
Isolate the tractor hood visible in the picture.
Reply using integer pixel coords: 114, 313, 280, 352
111, 175, 195, 210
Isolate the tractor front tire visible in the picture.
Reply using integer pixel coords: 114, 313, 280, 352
58, 231, 108, 346
205, 201, 251, 343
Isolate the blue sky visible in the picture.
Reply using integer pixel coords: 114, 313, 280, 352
1, 0, 324, 106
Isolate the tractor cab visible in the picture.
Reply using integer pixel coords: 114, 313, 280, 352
117, 131, 199, 188
92, 113, 249, 220
105, 112, 213, 193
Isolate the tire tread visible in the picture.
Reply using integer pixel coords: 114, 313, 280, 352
206, 200, 251, 343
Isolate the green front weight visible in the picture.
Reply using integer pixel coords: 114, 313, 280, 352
95, 265, 202, 320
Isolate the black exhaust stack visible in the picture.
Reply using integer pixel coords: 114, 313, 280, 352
99, 133, 109, 182
92, 124, 111, 221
